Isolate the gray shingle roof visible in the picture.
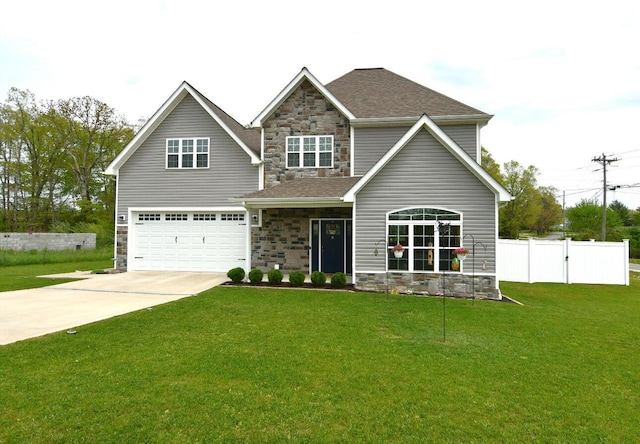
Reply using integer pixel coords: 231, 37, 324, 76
187, 82, 261, 154
326, 68, 488, 119
239, 177, 362, 200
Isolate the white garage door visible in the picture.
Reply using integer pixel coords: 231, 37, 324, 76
131, 211, 247, 272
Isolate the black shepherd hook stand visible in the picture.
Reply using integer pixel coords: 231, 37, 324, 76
437, 222, 451, 342
463, 233, 487, 305
374, 239, 389, 297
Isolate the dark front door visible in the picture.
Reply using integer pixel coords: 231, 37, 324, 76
321, 220, 344, 273
311, 219, 352, 274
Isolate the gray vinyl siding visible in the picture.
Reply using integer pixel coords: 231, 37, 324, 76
440, 124, 478, 161
353, 124, 479, 175
353, 127, 409, 175
116, 95, 258, 217
354, 129, 496, 275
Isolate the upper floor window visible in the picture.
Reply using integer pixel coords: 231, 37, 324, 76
167, 138, 209, 169
387, 208, 462, 272
286, 135, 333, 168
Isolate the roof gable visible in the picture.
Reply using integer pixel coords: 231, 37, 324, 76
344, 114, 511, 202
326, 68, 490, 120
250, 67, 356, 128
105, 82, 261, 174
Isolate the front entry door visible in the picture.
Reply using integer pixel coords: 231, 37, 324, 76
311, 219, 352, 274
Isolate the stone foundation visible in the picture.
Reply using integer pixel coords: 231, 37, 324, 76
355, 272, 501, 300
115, 226, 128, 271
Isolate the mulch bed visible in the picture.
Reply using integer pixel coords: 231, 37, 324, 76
220, 281, 357, 291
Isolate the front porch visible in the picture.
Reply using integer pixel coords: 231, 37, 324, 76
250, 207, 352, 274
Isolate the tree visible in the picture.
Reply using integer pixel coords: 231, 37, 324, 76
481, 147, 503, 183
499, 160, 541, 239
609, 200, 633, 226
566, 199, 622, 240
46, 96, 132, 205
530, 186, 562, 235
1, 88, 133, 233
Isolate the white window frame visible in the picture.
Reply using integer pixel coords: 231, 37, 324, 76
386, 208, 463, 273
286, 135, 333, 168
166, 138, 209, 169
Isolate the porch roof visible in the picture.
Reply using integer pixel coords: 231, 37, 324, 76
236, 177, 361, 208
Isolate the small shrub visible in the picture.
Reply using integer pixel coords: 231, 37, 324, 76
248, 268, 264, 284
331, 272, 347, 288
267, 269, 283, 285
227, 267, 245, 283
289, 271, 306, 287
310, 271, 327, 286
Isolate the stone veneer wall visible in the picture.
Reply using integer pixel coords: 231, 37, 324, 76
252, 207, 352, 272
0, 232, 96, 251
262, 80, 351, 187
355, 272, 501, 300
116, 226, 128, 271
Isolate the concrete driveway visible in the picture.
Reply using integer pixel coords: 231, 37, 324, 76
0, 271, 227, 346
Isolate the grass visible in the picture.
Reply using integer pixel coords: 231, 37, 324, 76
1, 271, 639, 442
0, 246, 113, 267
0, 258, 114, 292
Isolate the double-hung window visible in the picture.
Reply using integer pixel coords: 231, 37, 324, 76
387, 208, 462, 272
166, 138, 209, 169
286, 135, 333, 168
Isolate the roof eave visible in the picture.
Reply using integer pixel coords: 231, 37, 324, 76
350, 114, 493, 128
238, 197, 352, 209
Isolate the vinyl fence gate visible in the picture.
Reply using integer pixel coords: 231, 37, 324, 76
497, 238, 630, 285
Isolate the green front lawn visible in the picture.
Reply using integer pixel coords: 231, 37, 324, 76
1, 274, 639, 442
0, 260, 114, 292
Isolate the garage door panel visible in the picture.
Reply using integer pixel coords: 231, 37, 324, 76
132, 211, 246, 272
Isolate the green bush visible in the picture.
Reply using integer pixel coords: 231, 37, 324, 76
310, 271, 327, 286
248, 268, 264, 284
267, 269, 283, 285
331, 272, 347, 288
289, 271, 306, 287
227, 267, 245, 283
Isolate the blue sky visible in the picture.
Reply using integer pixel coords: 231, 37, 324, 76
2, 0, 639, 209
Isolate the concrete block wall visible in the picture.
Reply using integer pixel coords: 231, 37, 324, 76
0, 233, 96, 251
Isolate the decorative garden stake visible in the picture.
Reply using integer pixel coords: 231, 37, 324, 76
463, 234, 487, 305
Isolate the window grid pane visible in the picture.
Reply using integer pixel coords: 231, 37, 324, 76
386, 209, 462, 273
182, 140, 194, 153
303, 137, 316, 152
303, 152, 315, 167
287, 138, 300, 167
319, 152, 332, 167
288, 153, 299, 167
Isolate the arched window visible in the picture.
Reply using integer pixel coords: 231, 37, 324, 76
387, 208, 462, 272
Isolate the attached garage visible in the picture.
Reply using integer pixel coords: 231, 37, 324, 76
129, 210, 248, 272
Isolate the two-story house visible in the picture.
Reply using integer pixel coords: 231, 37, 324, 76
105, 67, 510, 298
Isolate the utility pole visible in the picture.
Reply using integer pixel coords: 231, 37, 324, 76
592, 153, 619, 241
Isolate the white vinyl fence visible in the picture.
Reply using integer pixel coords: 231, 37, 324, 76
497, 238, 630, 285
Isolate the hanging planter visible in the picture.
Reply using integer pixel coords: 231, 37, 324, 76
392, 243, 405, 258
454, 247, 469, 260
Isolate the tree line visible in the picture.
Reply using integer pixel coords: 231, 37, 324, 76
1, 86, 638, 256
0, 88, 134, 236
482, 147, 640, 257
